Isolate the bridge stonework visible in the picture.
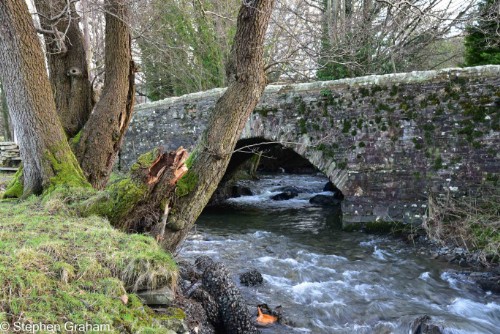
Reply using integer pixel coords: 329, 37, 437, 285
122, 66, 500, 224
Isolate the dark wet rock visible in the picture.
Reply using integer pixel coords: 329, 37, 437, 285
323, 182, 345, 200
309, 194, 342, 206
240, 269, 264, 286
275, 186, 307, 193
191, 288, 220, 327
195, 256, 215, 272
271, 190, 298, 201
410, 315, 442, 334
323, 181, 335, 192
171, 294, 216, 334
477, 277, 500, 293
232, 185, 253, 197
202, 262, 259, 334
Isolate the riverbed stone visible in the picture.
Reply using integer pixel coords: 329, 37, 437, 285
271, 190, 298, 201
240, 269, 264, 286
410, 315, 442, 334
309, 194, 342, 206
137, 287, 175, 306
202, 262, 259, 334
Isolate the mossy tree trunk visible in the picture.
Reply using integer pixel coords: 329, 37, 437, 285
74, 0, 135, 189
160, 0, 276, 251
33, 0, 94, 138
0, 0, 88, 196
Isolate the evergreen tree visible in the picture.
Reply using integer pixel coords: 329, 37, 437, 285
465, 0, 500, 66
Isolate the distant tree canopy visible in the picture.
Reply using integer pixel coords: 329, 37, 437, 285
137, 0, 239, 101
465, 0, 500, 66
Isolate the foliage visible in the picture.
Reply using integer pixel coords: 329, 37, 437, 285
137, 0, 239, 100
424, 185, 500, 265
464, 0, 500, 66
316, 0, 474, 81
0, 197, 179, 332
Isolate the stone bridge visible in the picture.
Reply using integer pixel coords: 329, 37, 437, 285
121, 66, 500, 224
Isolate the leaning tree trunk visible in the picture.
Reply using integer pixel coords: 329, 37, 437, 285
0, 0, 89, 196
160, 0, 276, 251
33, 0, 94, 138
74, 0, 135, 189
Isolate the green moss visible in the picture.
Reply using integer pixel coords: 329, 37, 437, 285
0, 200, 179, 333
399, 102, 410, 111
356, 119, 363, 130
390, 85, 399, 96
412, 138, 423, 150
79, 177, 147, 225
131, 148, 161, 172
44, 147, 90, 195
175, 170, 198, 197
342, 119, 351, 133
70, 131, 82, 148
432, 156, 443, 170
3, 167, 23, 198
254, 106, 278, 117
359, 87, 370, 97
364, 221, 404, 234
376, 103, 392, 113
337, 161, 347, 170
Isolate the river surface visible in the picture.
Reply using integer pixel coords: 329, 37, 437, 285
179, 174, 500, 334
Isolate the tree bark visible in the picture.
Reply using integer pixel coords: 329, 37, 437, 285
0, 81, 12, 141
0, 0, 88, 196
160, 0, 276, 251
33, 0, 94, 138
75, 0, 135, 189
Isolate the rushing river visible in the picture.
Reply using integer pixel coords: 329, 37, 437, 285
179, 174, 500, 334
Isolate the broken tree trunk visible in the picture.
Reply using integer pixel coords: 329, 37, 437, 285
79, 147, 188, 241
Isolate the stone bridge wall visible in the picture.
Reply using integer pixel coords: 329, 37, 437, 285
121, 66, 500, 224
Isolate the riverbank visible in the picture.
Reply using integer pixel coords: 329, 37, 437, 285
0, 197, 184, 333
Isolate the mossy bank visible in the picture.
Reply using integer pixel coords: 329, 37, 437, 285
0, 193, 184, 333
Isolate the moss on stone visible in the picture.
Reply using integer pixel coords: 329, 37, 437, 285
432, 156, 443, 170
342, 119, 351, 133
364, 221, 406, 234
359, 87, 370, 97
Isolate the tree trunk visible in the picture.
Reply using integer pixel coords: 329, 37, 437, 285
0, 0, 88, 196
0, 81, 12, 141
75, 0, 135, 189
160, 0, 276, 251
33, 0, 94, 138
